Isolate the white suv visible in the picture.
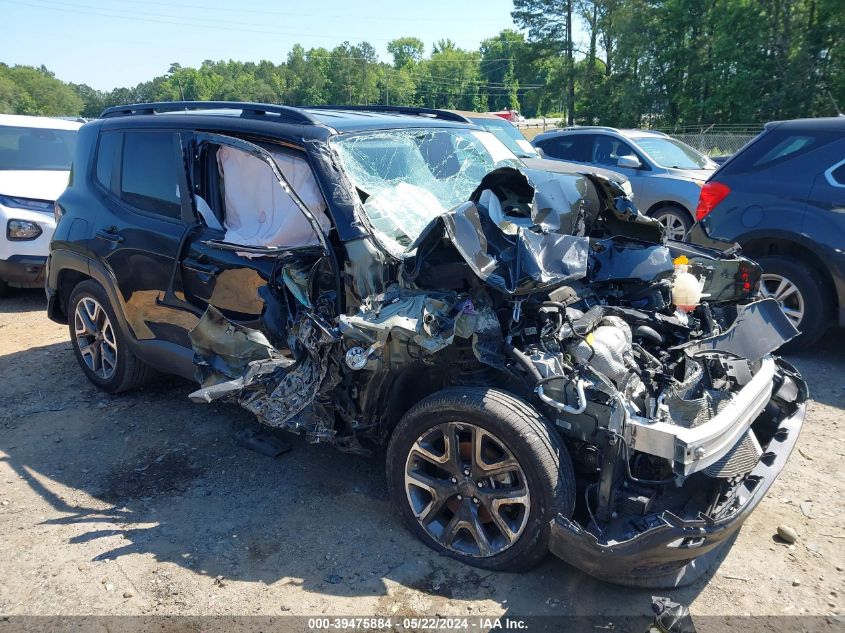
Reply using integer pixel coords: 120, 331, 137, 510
0, 114, 81, 296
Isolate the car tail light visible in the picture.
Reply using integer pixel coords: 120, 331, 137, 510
735, 261, 761, 296
695, 181, 731, 220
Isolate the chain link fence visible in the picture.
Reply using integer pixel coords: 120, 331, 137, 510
516, 121, 763, 158
656, 125, 762, 158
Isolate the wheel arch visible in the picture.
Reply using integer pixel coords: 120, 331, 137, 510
49, 250, 128, 332
52, 251, 209, 382
740, 236, 839, 320
369, 364, 452, 444
55, 268, 92, 321
370, 362, 526, 445
645, 200, 693, 219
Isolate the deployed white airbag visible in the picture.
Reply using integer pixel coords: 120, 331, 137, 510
363, 182, 445, 245
217, 147, 331, 249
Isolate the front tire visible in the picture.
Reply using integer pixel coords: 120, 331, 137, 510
386, 387, 575, 572
68, 280, 154, 393
650, 205, 692, 241
756, 255, 829, 352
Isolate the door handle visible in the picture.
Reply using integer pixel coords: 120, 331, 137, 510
95, 228, 123, 243
183, 258, 220, 276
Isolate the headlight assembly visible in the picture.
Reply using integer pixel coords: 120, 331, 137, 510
7, 219, 43, 241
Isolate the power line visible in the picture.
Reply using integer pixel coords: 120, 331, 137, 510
116, 0, 509, 24
306, 55, 518, 63
417, 73, 544, 88
5, 0, 526, 49
2, 0, 414, 42
412, 79, 542, 93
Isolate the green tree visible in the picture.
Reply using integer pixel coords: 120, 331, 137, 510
512, 0, 576, 124
0, 64, 82, 115
417, 40, 482, 109
479, 30, 527, 112
70, 83, 106, 118
2, 9, 842, 125
324, 42, 379, 104
387, 37, 425, 68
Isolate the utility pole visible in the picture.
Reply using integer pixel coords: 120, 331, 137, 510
360, 59, 365, 105
566, 0, 574, 126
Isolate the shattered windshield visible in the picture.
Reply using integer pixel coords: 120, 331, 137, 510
469, 116, 540, 159
331, 128, 522, 254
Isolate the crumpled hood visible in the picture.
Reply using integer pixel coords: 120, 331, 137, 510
0, 170, 70, 202
406, 166, 665, 296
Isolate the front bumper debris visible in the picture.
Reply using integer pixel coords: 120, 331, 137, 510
548, 397, 806, 587
626, 356, 776, 476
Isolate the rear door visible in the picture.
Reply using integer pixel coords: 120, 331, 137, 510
89, 128, 198, 346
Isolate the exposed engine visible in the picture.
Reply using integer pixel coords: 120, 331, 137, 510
187, 164, 807, 576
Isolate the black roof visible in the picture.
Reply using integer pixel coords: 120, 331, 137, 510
99, 101, 473, 136
765, 116, 845, 131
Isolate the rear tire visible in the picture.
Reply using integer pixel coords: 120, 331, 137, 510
386, 387, 575, 572
650, 205, 693, 241
756, 255, 829, 352
68, 280, 154, 393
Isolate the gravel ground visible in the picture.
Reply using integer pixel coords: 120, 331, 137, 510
0, 288, 843, 623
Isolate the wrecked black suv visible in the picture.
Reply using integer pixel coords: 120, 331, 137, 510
47, 102, 807, 587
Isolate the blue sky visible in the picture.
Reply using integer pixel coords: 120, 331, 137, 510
1, 0, 519, 90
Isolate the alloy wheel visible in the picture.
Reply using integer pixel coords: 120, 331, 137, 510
760, 273, 805, 329
74, 297, 118, 380
404, 422, 530, 558
656, 212, 688, 241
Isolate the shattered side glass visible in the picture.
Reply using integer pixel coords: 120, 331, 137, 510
331, 128, 523, 254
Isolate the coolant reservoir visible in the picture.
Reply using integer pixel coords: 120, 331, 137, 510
671, 255, 703, 312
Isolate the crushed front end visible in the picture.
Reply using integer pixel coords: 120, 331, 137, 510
357, 167, 809, 587
185, 147, 808, 587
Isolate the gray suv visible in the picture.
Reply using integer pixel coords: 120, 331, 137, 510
533, 126, 717, 240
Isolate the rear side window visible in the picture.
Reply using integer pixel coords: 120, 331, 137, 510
119, 131, 183, 219
722, 129, 839, 175
754, 136, 814, 166
827, 159, 845, 187
95, 131, 121, 192
538, 134, 591, 162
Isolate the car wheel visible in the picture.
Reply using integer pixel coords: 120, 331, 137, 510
386, 387, 575, 572
68, 279, 154, 393
650, 205, 692, 241
756, 255, 830, 352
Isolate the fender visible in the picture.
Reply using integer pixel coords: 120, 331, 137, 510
47, 248, 197, 381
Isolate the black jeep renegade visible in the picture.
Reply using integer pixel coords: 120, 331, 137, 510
47, 102, 807, 587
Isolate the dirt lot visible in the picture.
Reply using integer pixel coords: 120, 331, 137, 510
0, 288, 843, 622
